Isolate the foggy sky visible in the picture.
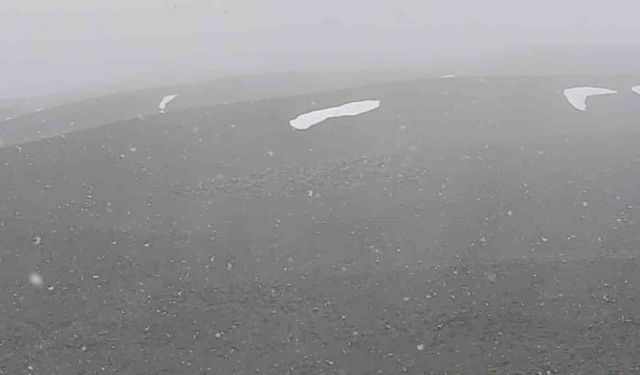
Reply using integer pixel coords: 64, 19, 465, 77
2, 0, 639, 99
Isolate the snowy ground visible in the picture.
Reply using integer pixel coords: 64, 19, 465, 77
563, 87, 618, 111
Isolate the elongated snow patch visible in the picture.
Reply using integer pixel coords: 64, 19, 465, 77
289, 100, 381, 130
632, 86, 640, 95
563, 87, 617, 111
158, 94, 178, 113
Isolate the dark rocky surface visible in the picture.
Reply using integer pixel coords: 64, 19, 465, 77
2, 75, 640, 374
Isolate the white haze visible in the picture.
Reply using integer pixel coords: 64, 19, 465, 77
2, 0, 640, 99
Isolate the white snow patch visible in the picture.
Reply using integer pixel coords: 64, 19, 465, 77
441, 75, 457, 79
632, 86, 640, 95
563, 87, 617, 111
289, 100, 381, 130
29, 272, 43, 287
158, 94, 178, 113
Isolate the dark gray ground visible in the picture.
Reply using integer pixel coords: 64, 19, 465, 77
0, 69, 438, 147
2, 75, 640, 374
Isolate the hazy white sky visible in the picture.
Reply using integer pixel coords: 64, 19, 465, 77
3, 0, 639, 40
1, 0, 639, 99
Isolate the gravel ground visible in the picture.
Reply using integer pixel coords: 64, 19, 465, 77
3, 252, 640, 374
3, 75, 640, 374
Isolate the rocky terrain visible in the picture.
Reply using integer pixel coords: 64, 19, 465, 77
2, 75, 640, 374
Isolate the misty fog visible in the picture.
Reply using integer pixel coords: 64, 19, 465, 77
2, 0, 640, 99
3, 1, 640, 374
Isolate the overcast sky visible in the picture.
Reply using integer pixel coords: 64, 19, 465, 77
2, 0, 639, 99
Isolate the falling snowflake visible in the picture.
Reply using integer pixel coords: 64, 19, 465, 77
486, 272, 497, 283
29, 272, 43, 287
